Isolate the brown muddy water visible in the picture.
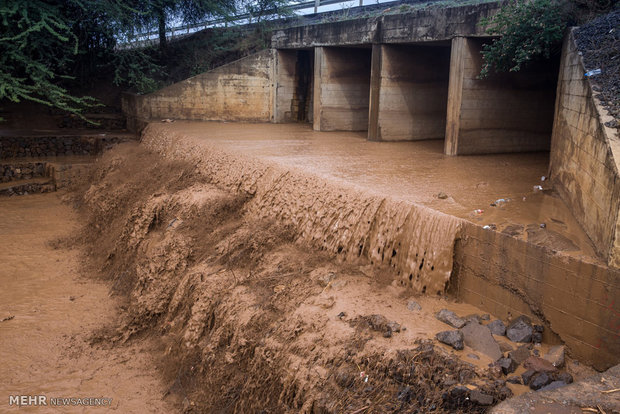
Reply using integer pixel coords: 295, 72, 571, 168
156, 122, 597, 260
0, 193, 174, 412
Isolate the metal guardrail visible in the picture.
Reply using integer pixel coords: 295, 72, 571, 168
123, 0, 367, 45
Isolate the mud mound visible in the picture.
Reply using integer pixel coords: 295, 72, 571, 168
76, 143, 513, 412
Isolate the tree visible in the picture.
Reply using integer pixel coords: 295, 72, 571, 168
130, 0, 237, 50
478, 0, 570, 78
0, 0, 97, 119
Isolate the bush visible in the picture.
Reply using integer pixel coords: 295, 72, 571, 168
479, 0, 570, 78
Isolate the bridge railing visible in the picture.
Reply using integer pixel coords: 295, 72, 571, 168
121, 0, 368, 46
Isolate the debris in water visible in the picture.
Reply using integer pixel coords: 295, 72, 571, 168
533, 185, 543, 192
1, 315, 15, 322
161, 118, 175, 123
437, 192, 449, 199
541, 176, 547, 181
540, 223, 546, 229
584, 69, 602, 77
337, 311, 346, 319
474, 209, 484, 215
483, 224, 497, 230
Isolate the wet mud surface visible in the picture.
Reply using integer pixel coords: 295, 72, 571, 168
152, 121, 598, 260
0, 193, 175, 412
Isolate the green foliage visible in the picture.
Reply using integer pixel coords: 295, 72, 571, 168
479, 0, 569, 78
113, 48, 164, 94
0, 0, 97, 118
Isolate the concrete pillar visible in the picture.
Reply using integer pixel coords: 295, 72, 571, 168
274, 50, 297, 123
445, 37, 558, 155
368, 44, 382, 140
313, 46, 372, 132
370, 43, 451, 141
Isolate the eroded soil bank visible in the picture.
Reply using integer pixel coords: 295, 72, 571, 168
0, 192, 175, 412
34, 141, 597, 413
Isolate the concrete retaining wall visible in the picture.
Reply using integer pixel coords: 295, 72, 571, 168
549, 30, 620, 266
122, 50, 274, 131
452, 224, 620, 371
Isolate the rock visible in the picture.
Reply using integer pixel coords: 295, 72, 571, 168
507, 375, 522, 385
499, 341, 514, 353
464, 314, 482, 324
523, 356, 558, 374
437, 192, 449, 199
467, 353, 480, 360
436, 309, 466, 329
538, 380, 568, 392
556, 371, 573, 384
529, 372, 553, 390
436, 330, 464, 350
522, 370, 536, 385
407, 300, 421, 312
534, 324, 544, 333
487, 319, 507, 336
387, 321, 401, 333
480, 314, 491, 321
443, 386, 469, 406
460, 322, 502, 360
532, 332, 543, 343
506, 315, 534, 343
543, 345, 565, 368
366, 314, 389, 331
470, 390, 494, 406
497, 357, 517, 375
509, 345, 531, 365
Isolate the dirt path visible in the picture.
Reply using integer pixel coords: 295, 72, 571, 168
0, 192, 176, 413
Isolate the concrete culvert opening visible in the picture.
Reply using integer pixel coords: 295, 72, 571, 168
314, 46, 372, 132
445, 37, 561, 155
275, 49, 314, 124
369, 42, 452, 143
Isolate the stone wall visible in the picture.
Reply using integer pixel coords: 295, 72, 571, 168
122, 50, 274, 132
1, 162, 46, 182
0, 136, 131, 159
549, 30, 620, 265
445, 37, 558, 155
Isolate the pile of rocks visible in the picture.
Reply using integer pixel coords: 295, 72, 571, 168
0, 136, 131, 158
435, 310, 573, 393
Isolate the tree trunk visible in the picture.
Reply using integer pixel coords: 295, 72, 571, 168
158, 10, 167, 50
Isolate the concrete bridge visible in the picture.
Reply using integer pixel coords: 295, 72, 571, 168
122, 1, 620, 369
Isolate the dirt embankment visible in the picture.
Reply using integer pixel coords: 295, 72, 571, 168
74, 142, 521, 413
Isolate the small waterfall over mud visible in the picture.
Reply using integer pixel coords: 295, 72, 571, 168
142, 123, 463, 294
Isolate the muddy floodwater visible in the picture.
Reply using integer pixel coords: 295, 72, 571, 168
161, 121, 597, 259
0, 193, 173, 413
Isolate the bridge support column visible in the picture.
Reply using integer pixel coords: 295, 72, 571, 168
445, 37, 558, 155
369, 43, 450, 141
313, 46, 372, 131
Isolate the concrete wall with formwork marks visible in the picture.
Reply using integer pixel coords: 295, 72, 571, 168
122, 50, 274, 132
368, 43, 451, 141
313, 47, 372, 132
550, 29, 620, 266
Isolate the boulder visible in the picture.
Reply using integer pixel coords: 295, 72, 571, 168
538, 381, 568, 392
407, 300, 422, 312
487, 320, 507, 336
460, 322, 502, 360
436, 330, 464, 350
506, 315, 533, 343
470, 390, 494, 406
497, 357, 517, 375
436, 309, 466, 329
543, 345, 565, 368
508, 345, 531, 365
523, 356, 558, 374
529, 372, 552, 390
